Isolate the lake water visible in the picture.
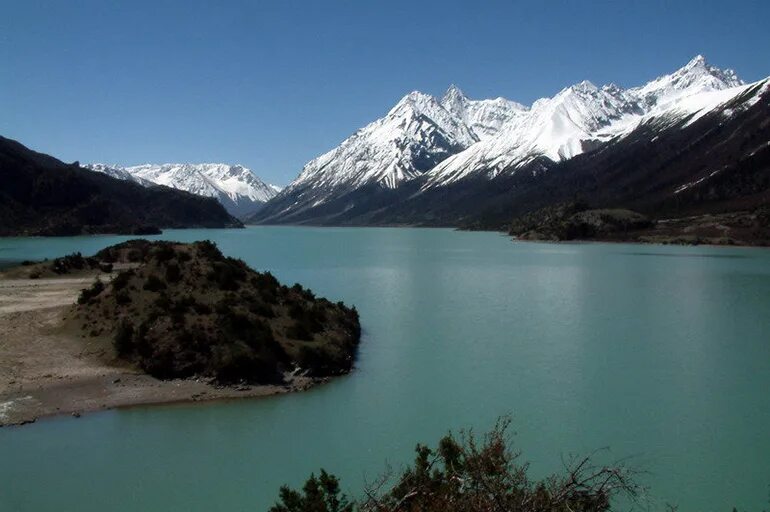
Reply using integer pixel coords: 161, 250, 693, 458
1, 227, 769, 511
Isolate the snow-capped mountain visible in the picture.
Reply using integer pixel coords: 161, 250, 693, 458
87, 163, 156, 187
291, 91, 477, 193
422, 55, 748, 188
255, 86, 526, 222
422, 80, 644, 187
629, 54, 743, 111
252, 55, 767, 226
86, 163, 279, 218
440, 85, 528, 140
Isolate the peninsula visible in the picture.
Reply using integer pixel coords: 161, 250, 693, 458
0, 241, 361, 426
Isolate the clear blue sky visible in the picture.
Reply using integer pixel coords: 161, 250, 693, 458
2, 0, 769, 186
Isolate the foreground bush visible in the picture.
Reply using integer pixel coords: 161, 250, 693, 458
270, 418, 640, 512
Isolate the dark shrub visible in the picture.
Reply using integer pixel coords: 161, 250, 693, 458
111, 270, 134, 291
165, 262, 181, 283
78, 280, 105, 304
297, 345, 341, 373
213, 343, 283, 385
288, 302, 305, 319
192, 302, 212, 315
152, 243, 175, 262
143, 274, 166, 292
270, 418, 640, 512
171, 295, 196, 314
99, 249, 117, 263
248, 300, 275, 318
252, 271, 279, 290
154, 294, 172, 312
114, 322, 134, 356
52, 252, 86, 274
287, 320, 313, 341
260, 286, 278, 304
195, 240, 222, 260
127, 249, 143, 262
208, 260, 245, 291
269, 470, 351, 512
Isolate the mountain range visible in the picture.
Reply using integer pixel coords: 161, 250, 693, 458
0, 137, 241, 236
85, 163, 280, 218
250, 56, 769, 230
3, 55, 767, 242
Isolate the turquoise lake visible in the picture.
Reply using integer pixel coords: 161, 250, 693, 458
1, 227, 769, 511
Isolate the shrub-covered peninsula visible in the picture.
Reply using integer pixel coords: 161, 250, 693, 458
0, 240, 361, 426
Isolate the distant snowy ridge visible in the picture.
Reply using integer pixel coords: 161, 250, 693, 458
86, 163, 279, 218
422, 55, 749, 188
259, 54, 758, 223
265, 84, 526, 217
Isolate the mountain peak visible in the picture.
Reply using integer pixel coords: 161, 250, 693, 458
630, 54, 744, 110
389, 90, 440, 117
674, 54, 743, 88
85, 162, 278, 218
440, 84, 469, 119
550, 80, 599, 100
685, 54, 707, 69
442, 84, 467, 103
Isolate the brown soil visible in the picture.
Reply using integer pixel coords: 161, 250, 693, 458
0, 272, 318, 427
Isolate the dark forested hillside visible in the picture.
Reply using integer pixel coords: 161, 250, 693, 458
0, 136, 242, 236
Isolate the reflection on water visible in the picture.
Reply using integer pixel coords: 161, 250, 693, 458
0, 227, 769, 512
618, 251, 750, 259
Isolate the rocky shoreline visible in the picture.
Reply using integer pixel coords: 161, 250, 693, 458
0, 370, 326, 428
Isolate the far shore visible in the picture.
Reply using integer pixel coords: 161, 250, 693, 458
1, 215, 768, 248
0, 273, 322, 427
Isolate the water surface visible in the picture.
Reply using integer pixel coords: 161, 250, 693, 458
1, 227, 769, 511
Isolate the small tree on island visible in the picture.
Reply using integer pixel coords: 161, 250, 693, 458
269, 417, 641, 512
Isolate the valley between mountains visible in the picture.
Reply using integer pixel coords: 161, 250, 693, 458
1, 55, 768, 244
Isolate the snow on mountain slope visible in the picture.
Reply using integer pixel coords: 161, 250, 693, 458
422, 55, 752, 189
85, 163, 278, 218
629, 55, 743, 111
291, 91, 477, 194
440, 85, 528, 140
260, 87, 527, 220
86, 163, 155, 187
422, 81, 641, 187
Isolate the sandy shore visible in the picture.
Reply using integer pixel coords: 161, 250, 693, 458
0, 274, 318, 427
